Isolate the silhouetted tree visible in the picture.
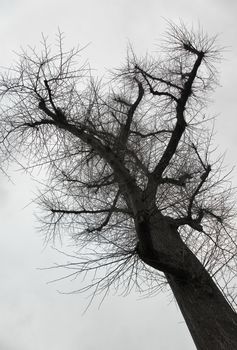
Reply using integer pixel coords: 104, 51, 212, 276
0, 23, 237, 349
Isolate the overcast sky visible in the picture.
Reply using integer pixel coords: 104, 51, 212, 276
0, 1, 237, 349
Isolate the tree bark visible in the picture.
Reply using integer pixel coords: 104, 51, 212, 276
137, 212, 237, 349
167, 265, 237, 350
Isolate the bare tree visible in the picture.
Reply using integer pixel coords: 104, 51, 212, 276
0, 23, 237, 349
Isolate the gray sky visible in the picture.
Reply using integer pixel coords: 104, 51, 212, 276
0, 1, 237, 349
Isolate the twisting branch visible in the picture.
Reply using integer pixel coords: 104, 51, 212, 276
145, 49, 205, 200
117, 79, 144, 150
135, 64, 183, 91
136, 66, 178, 102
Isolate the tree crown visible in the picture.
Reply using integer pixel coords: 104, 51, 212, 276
0, 23, 236, 308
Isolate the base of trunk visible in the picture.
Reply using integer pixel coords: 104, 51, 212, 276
167, 273, 237, 350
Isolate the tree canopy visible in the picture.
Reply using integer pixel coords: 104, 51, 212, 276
0, 22, 236, 311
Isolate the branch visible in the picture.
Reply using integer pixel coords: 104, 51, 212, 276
114, 96, 132, 107
117, 79, 144, 148
137, 68, 178, 102
126, 148, 149, 175
38, 98, 56, 119
85, 174, 115, 189
149, 86, 178, 101
130, 129, 172, 138
146, 51, 205, 198
191, 143, 207, 170
44, 79, 57, 111
38, 81, 67, 123
135, 64, 183, 91
87, 191, 122, 232
203, 208, 223, 223
24, 119, 56, 128
51, 207, 130, 216
173, 205, 223, 232
160, 173, 192, 186
36, 108, 142, 202
187, 165, 211, 218
173, 216, 204, 232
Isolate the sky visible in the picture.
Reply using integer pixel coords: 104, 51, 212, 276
0, 1, 237, 349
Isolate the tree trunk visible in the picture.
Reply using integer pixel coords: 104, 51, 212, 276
162, 228, 237, 350
138, 212, 237, 349
167, 267, 237, 350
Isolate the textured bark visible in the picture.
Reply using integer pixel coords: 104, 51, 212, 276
137, 211, 237, 350
167, 265, 237, 350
